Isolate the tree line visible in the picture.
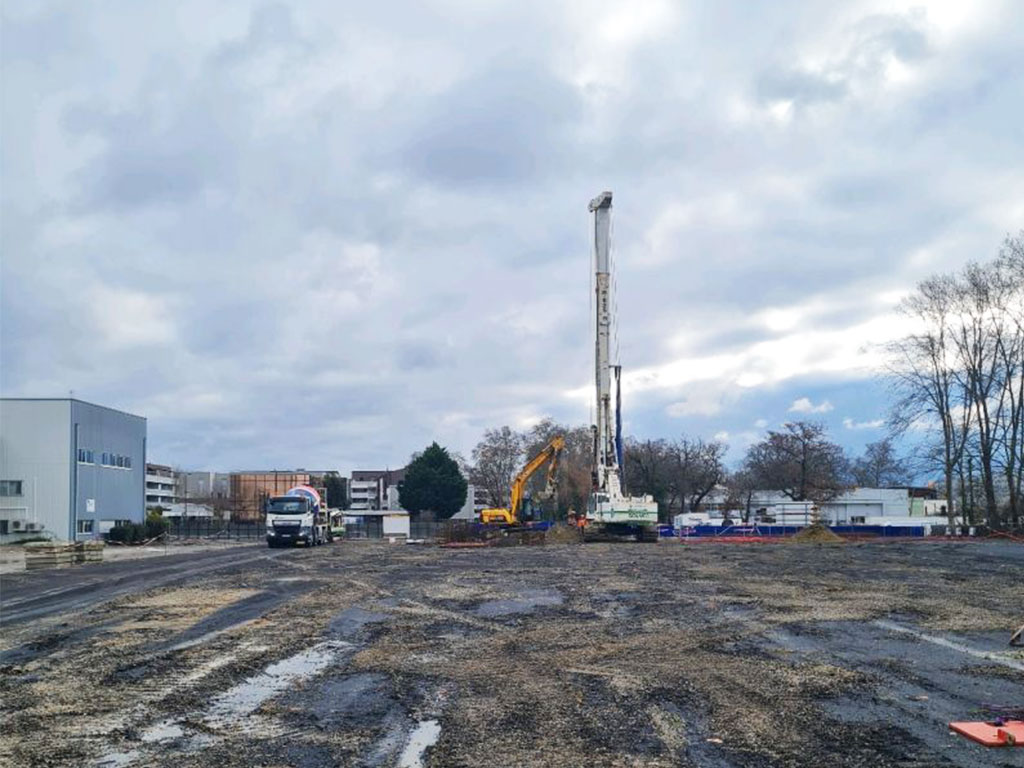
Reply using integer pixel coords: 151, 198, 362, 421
467, 417, 910, 524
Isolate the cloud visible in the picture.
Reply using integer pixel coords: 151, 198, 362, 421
843, 417, 885, 430
789, 397, 835, 414
1, 0, 1019, 471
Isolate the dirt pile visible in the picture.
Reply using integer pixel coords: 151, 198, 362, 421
791, 522, 844, 544
543, 524, 583, 544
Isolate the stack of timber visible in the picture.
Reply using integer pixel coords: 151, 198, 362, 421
24, 541, 76, 570
76, 540, 105, 563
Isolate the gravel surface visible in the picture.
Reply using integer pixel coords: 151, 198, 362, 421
0, 539, 1022, 767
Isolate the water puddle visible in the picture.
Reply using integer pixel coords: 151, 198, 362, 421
95, 749, 141, 767
139, 719, 185, 743
94, 641, 351, 767
475, 589, 563, 617
328, 607, 388, 638
397, 719, 441, 768
205, 640, 352, 728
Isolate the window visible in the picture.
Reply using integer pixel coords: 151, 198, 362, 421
851, 516, 866, 524
78, 448, 87, 462
116, 455, 124, 468
125, 457, 132, 469
0, 520, 8, 535
77, 519, 94, 534
0, 481, 23, 496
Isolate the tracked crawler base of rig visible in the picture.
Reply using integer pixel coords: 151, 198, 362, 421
584, 191, 659, 539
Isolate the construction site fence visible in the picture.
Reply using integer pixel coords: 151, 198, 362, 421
165, 518, 264, 540
342, 520, 551, 543
344, 520, 466, 541
671, 523, 1024, 539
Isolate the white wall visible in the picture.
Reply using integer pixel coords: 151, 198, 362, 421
0, 400, 71, 539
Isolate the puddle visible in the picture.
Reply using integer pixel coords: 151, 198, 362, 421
95, 750, 142, 767
139, 719, 185, 743
397, 719, 441, 768
205, 640, 352, 728
475, 589, 563, 617
289, 672, 395, 727
328, 607, 389, 638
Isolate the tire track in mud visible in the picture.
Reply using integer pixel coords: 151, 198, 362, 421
1, 547, 299, 627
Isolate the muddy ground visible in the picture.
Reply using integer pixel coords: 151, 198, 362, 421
1, 539, 1022, 767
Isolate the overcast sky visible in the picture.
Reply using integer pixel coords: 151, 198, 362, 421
3, 1, 1022, 473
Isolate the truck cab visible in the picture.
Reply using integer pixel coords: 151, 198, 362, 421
265, 492, 326, 548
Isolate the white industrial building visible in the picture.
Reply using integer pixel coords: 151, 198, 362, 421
677, 487, 953, 528
0, 398, 146, 541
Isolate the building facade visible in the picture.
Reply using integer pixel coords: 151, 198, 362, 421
145, 463, 178, 509
684, 486, 947, 527
177, 471, 230, 501
450, 484, 488, 520
0, 398, 146, 540
349, 468, 407, 511
229, 471, 311, 521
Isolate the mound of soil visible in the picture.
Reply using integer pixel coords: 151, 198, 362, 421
543, 523, 583, 544
791, 522, 844, 544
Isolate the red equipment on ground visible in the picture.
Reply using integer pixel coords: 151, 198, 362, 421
949, 720, 1023, 747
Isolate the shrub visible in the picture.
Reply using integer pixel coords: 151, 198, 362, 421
107, 513, 168, 544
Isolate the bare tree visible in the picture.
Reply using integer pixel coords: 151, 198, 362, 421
887, 274, 971, 530
671, 438, 727, 515
522, 418, 592, 518
744, 422, 850, 505
722, 468, 758, 523
888, 234, 1024, 529
992, 233, 1024, 527
469, 426, 524, 508
851, 439, 911, 488
623, 438, 677, 516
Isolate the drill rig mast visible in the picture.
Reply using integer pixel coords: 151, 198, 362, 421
586, 192, 658, 534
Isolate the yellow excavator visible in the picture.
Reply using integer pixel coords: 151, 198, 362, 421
480, 436, 565, 525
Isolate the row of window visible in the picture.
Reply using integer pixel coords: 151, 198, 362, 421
0, 480, 23, 496
77, 449, 133, 469
76, 519, 131, 534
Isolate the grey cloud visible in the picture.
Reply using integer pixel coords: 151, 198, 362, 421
401, 61, 583, 186
757, 69, 848, 106
2, 1, 1020, 472
756, 11, 930, 108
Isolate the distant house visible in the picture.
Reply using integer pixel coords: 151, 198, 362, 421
145, 463, 178, 509
349, 468, 407, 511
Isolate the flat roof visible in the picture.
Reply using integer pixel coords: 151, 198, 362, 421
0, 397, 146, 421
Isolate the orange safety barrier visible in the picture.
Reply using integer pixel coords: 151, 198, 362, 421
949, 720, 1023, 747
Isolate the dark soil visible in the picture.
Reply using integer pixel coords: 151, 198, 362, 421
0, 540, 1022, 767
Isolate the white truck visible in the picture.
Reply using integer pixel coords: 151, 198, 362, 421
265, 486, 330, 548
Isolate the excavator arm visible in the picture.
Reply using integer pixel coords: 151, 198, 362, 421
481, 435, 565, 525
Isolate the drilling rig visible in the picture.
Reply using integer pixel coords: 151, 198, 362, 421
585, 191, 659, 539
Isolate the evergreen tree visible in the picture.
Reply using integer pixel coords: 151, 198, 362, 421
399, 442, 468, 519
